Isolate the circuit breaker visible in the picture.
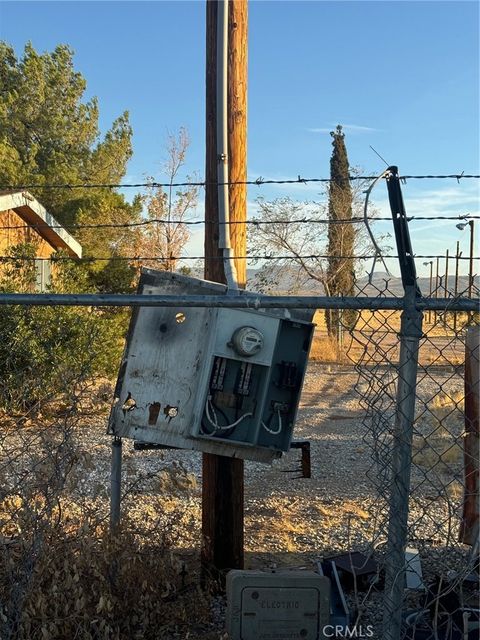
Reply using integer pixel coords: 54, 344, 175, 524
226, 569, 331, 640
108, 269, 314, 464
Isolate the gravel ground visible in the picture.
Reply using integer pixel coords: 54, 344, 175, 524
56, 360, 476, 639
2, 361, 469, 638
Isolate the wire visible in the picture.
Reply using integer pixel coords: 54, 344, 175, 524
1, 253, 478, 263
0, 214, 477, 232
200, 401, 232, 436
1, 173, 479, 190
362, 170, 391, 282
205, 396, 252, 431
261, 410, 282, 435
369, 146, 390, 167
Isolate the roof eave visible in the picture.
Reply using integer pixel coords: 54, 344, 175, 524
0, 191, 82, 258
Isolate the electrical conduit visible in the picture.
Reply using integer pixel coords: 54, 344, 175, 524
216, 0, 239, 291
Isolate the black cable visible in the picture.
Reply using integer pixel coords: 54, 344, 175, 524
1, 253, 478, 262
0, 213, 477, 232
1, 173, 478, 191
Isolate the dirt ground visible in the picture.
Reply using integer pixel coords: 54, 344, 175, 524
94, 356, 471, 639
1, 352, 474, 639
112, 362, 463, 536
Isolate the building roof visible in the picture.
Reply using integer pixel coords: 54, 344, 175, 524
0, 190, 82, 258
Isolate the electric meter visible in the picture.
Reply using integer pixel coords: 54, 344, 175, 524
230, 326, 264, 357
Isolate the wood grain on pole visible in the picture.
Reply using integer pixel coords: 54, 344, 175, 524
202, 0, 247, 584
228, 0, 248, 287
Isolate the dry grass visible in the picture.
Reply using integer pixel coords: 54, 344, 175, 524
309, 334, 348, 362
0, 494, 213, 640
431, 391, 464, 411
309, 310, 466, 366
413, 391, 465, 471
0, 376, 214, 640
245, 496, 372, 555
446, 480, 464, 503
413, 437, 463, 469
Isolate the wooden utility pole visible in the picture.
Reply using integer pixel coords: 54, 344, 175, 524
202, 0, 248, 584
460, 325, 479, 550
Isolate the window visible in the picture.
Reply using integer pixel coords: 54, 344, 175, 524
34, 259, 51, 292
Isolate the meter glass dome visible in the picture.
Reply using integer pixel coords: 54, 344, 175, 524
231, 326, 264, 357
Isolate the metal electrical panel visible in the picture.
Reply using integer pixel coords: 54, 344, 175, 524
226, 570, 330, 640
108, 269, 314, 464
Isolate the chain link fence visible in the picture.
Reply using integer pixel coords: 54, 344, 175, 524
340, 279, 479, 640
0, 284, 478, 639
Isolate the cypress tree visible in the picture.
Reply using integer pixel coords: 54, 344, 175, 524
326, 125, 356, 338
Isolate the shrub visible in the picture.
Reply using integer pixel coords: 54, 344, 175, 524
0, 244, 128, 413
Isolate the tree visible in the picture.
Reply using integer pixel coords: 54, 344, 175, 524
249, 197, 329, 293
137, 128, 198, 272
249, 129, 383, 344
0, 41, 141, 292
249, 190, 368, 294
249, 192, 367, 296
0, 243, 124, 411
326, 125, 356, 337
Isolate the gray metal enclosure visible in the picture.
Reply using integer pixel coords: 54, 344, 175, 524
108, 270, 315, 463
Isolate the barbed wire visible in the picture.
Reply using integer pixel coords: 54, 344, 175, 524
0, 214, 477, 233
2, 253, 479, 263
1, 173, 479, 191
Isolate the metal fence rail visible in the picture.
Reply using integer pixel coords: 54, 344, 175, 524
0, 292, 477, 311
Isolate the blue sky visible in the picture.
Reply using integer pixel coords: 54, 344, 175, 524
0, 0, 478, 278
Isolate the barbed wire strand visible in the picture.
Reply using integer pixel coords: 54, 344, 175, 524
2, 253, 479, 263
0, 214, 477, 233
1, 173, 479, 191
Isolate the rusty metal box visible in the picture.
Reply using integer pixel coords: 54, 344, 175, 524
108, 269, 314, 463
226, 569, 330, 640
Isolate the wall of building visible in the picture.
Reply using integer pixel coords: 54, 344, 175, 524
0, 208, 58, 290
0, 208, 56, 258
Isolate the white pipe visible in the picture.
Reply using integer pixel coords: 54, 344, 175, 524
216, 0, 239, 291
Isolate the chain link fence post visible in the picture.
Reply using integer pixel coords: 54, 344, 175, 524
383, 285, 424, 640
110, 437, 122, 531
461, 325, 480, 553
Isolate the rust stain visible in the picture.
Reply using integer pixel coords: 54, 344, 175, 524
148, 402, 161, 425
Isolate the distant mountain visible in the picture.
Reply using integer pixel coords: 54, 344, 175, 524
246, 266, 477, 299
356, 274, 477, 298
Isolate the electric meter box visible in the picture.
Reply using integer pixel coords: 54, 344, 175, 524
226, 569, 330, 640
108, 269, 315, 463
